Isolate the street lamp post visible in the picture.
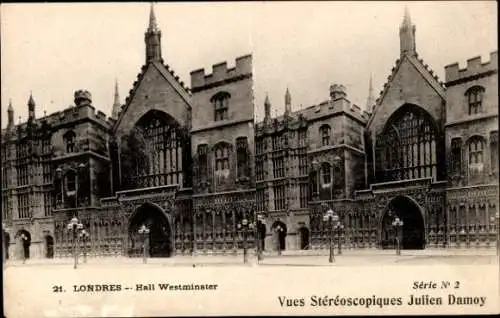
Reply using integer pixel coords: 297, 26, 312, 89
333, 220, 344, 255
256, 215, 265, 261
323, 208, 339, 263
67, 217, 84, 269
79, 230, 89, 264
490, 212, 500, 258
138, 225, 150, 264
392, 217, 404, 256
56, 167, 63, 207
237, 218, 254, 264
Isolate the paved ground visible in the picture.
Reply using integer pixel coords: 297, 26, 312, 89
3, 249, 498, 317
4, 248, 498, 268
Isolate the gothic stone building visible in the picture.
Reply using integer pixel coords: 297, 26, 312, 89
1, 8, 498, 260
1, 6, 256, 260
255, 10, 498, 252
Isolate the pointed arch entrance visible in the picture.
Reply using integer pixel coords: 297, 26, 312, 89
380, 196, 425, 249
3, 230, 10, 261
45, 235, 54, 258
298, 226, 310, 250
271, 220, 287, 251
128, 202, 174, 258
15, 229, 31, 259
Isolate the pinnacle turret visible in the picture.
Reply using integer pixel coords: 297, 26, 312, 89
399, 6, 416, 56
366, 74, 375, 111
111, 79, 121, 119
7, 99, 14, 127
145, 3, 162, 63
28, 92, 35, 120
284, 87, 292, 115
264, 93, 271, 120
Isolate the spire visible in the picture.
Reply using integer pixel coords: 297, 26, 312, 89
7, 99, 14, 127
402, 6, 411, 28
28, 92, 35, 120
366, 74, 375, 111
399, 6, 416, 56
111, 79, 121, 119
284, 87, 292, 115
148, 2, 159, 32
145, 2, 162, 63
264, 93, 271, 120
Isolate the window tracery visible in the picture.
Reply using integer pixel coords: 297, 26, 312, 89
466, 86, 485, 115
211, 92, 230, 121
375, 105, 438, 182
320, 124, 331, 146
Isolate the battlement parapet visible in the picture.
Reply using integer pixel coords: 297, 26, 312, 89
445, 51, 498, 83
190, 54, 252, 90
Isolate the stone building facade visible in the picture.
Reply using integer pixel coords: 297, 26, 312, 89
1, 7, 498, 260
254, 9, 498, 252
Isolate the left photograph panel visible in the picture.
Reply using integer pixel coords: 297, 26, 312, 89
1, 3, 256, 263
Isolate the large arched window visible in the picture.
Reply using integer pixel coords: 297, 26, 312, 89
120, 110, 188, 189
376, 105, 438, 182
63, 130, 76, 153
467, 135, 485, 185
320, 124, 331, 146
211, 92, 230, 121
466, 86, 485, 115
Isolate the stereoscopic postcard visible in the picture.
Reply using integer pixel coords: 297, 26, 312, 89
1, 1, 498, 317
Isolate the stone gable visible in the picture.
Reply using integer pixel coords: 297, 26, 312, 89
114, 63, 191, 139
367, 55, 445, 138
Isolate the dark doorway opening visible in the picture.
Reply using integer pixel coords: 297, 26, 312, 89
271, 221, 287, 251
128, 203, 173, 258
257, 221, 267, 251
381, 196, 425, 250
16, 230, 31, 259
45, 235, 54, 258
3, 231, 10, 260
298, 227, 310, 250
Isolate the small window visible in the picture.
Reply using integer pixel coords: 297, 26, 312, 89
66, 170, 76, 192
322, 162, 331, 184
468, 136, 484, 165
214, 143, 230, 172
320, 124, 331, 146
197, 144, 208, 181
490, 131, 498, 174
466, 86, 485, 115
236, 137, 249, 179
64, 130, 76, 153
211, 92, 230, 121
451, 138, 462, 175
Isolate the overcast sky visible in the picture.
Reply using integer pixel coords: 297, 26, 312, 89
1, 2, 497, 128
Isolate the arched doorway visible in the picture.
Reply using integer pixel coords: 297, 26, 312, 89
128, 203, 173, 258
271, 220, 287, 251
298, 227, 310, 250
3, 230, 10, 261
45, 235, 54, 258
257, 221, 267, 251
380, 196, 425, 250
15, 230, 31, 260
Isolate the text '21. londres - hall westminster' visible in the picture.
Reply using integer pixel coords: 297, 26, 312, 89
1, 5, 498, 261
